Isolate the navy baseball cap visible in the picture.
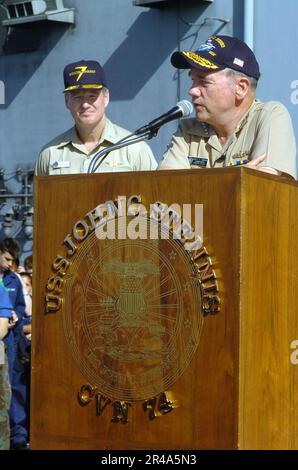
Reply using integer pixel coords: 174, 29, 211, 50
63, 60, 107, 92
171, 35, 260, 80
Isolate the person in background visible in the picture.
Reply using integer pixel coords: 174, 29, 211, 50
159, 35, 296, 178
16, 272, 32, 448
24, 256, 32, 276
19, 273, 32, 320
35, 60, 157, 175
13, 257, 25, 275
0, 281, 13, 450
0, 238, 27, 450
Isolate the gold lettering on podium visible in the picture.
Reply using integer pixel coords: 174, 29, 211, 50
78, 383, 96, 405
45, 255, 70, 313
158, 392, 174, 414
143, 397, 157, 420
78, 384, 175, 423
111, 402, 131, 424
143, 392, 174, 420
191, 247, 220, 315
45, 196, 220, 409
96, 394, 111, 416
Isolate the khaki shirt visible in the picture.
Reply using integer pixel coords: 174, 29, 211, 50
35, 118, 157, 176
159, 100, 297, 178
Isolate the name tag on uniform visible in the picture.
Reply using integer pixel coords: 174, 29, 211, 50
52, 161, 70, 169
188, 157, 208, 167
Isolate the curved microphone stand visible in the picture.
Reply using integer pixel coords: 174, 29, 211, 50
87, 130, 155, 173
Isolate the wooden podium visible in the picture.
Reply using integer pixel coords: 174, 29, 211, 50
30, 168, 298, 450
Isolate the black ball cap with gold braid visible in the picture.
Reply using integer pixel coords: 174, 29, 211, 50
63, 60, 108, 92
171, 35, 260, 80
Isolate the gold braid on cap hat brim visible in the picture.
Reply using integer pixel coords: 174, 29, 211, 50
64, 84, 104, 92
182, 51, 220, 70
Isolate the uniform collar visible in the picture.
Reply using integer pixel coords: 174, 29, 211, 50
55, 117, 117, 152
233, 99, 258, 135
55, 128, 75, 149
201, 99, 258, 151
100, 117, 121, 144
193, 99, 258, 137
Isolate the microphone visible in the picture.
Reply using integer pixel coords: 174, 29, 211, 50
134, 100, 193, 135
88, 100, 193, 173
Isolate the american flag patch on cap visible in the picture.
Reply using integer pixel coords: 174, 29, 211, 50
233, 57, 244, 67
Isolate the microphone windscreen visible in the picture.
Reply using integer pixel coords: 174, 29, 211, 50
177, 100, 193, 117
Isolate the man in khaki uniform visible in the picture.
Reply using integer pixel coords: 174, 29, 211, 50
159, 35, 296, 179
36, 60, 157, 175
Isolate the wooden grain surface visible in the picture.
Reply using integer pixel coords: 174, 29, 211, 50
239, 171, 298, 449
30, 168, 297, 449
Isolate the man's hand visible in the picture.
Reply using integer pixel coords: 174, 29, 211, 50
245, 154, 280, 175
8, 311, 18, 329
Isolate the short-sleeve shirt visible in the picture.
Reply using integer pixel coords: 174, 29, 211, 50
159, 100, 297, 179
35, 118, 157, 176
